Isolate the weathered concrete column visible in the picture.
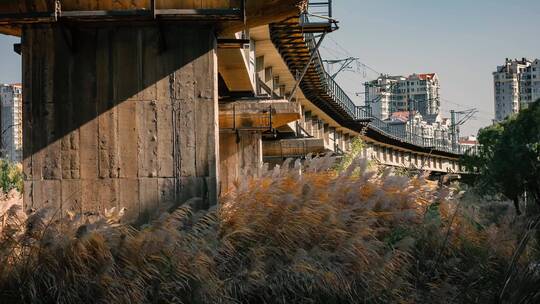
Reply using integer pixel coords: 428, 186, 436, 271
323, 124, 330, 149
220, 131, 263, 194
22, 24, 219, 220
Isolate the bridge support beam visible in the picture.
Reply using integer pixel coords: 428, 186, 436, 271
22, 24, 219, 221
263, 138, 325, 159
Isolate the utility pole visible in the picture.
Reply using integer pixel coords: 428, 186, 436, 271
450, 110, 457, 151
450, 108, 478, 153
364, 83, 372, 116
408, 98, 414, 141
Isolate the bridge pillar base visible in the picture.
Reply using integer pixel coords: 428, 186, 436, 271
22, 24, 219, 221
219, 131, 263, 195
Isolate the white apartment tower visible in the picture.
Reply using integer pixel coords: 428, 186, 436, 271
365, 73, 440, 120
493, 58, 540, 122
364, 75, 403, 120
0, 84, 23, 163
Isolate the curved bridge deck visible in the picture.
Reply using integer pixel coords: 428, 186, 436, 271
269, 16, 461, 159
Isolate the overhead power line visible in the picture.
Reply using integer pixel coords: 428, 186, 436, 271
323, 36, 381, 76
323, 57, 362, 78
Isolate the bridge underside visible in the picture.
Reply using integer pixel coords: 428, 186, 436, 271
12, 1, 466, 220
6, 1, 308, 221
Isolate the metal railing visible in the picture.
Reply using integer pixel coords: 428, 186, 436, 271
323, 71, 357, 118
300, 0, 338, 33
304, 1, 333, 22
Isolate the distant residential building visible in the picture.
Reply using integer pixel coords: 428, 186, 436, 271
365, 73, 440, 120
459, 135, 479, 155
493, 58, 540, 122
387, 110, 423, 139
423, 113, 451, 143
365, 75, 403, 120
387, 111, 451, 145
0, 84, 23, 163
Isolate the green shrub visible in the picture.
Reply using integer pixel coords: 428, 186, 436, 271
0, 159, 23, 194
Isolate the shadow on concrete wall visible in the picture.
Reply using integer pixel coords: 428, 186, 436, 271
22, 23, 217, 222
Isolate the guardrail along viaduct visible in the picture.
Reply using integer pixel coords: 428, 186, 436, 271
0, 1, 464, 221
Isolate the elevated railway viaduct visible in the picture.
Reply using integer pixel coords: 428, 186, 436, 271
0, 0, 464, 220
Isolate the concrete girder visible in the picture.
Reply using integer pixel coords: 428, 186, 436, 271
0, 0, 305, 37
219, 99, 301, 130
218, 47, 254, 92
263, 138, 326, 158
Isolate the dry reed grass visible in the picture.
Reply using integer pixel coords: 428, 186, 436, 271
0, 154, 537, 303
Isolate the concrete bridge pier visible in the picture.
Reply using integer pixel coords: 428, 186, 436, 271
220, 131, 262, 194
218, 100, 301, 194
22, 24, 219, 221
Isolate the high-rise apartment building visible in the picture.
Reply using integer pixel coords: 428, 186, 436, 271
493, 58, 540, 122
365, 73, 440, 120
0, 84, 23, 163
364, 75, 402, 120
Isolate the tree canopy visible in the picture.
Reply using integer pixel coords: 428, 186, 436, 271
463, 99, 540, 214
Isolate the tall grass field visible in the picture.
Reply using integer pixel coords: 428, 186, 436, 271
0, 155, 538, 303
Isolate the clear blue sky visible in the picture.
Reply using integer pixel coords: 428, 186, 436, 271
0, 0, 539, 135
0, 34, 20, 84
